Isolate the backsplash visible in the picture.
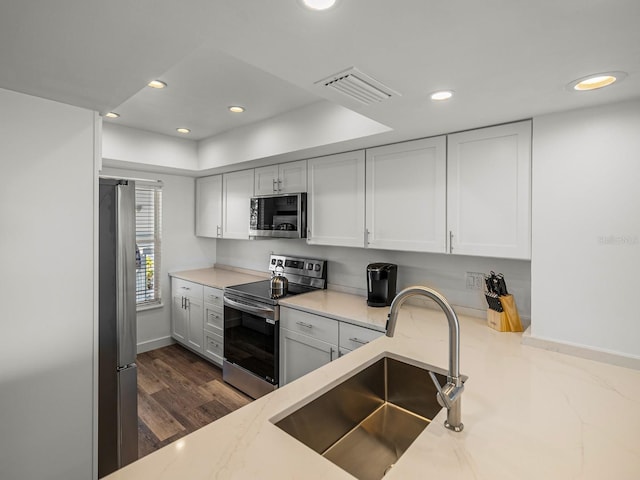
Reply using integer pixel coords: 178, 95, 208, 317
215, 238, 531, 320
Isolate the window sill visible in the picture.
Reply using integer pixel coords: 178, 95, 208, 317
137, 302, 164, 312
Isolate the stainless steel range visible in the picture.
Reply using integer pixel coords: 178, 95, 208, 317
223, 254, 327, 399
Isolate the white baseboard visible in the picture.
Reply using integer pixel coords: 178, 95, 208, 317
522, 328, 640, 370
137, 336, 174, 354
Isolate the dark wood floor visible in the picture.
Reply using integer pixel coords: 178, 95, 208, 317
136, 344, 252, 459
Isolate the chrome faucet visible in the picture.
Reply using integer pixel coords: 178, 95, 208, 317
386, 286, 465, 432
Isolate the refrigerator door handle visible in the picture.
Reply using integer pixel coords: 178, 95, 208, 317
116, 182, 137, 367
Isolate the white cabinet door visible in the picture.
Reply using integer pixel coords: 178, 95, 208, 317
171, 293, 187, 344
254, 160, 307, 195
279, 160, 307, 193
254, 164, 279, 196
280, 328, 337, 386
185, 295, 204, 353
366, 136, 446, 252
447, 120, 532, 259
195, 175, 222, 238
307, 151, 365, 247
222, 169, 254, 239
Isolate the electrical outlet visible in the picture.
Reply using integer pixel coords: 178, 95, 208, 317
465, 272, 485, 290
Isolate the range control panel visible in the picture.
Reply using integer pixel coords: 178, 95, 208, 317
269, 254, 327, 281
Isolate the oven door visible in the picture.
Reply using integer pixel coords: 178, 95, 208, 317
223, 295, 279, 390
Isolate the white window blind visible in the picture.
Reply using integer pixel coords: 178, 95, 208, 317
135, 183, 162, 308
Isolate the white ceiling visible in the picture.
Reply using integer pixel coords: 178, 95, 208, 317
2, 0, 639, 154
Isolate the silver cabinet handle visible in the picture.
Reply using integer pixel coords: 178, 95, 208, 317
349, 337, 368, 345
272, 178, 278, 193
216, 225, 221, 237
296, 321, 313, 329
364, 229, 370, 245
277, 178, 282, 192
449, 230, 454, 253
181, 286, 191, 290
181, 296, 185, 309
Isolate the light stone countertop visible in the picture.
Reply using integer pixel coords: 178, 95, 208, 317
169, 266, 267, 289
108, 286, 640, 480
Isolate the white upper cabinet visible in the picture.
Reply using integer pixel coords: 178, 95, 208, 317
307, 151, 365, 247
254, 160, 307, 195
447, 120, 532, 259
195, 175, 223, 238
365, 136, 447, 252
222, 169, 254, 239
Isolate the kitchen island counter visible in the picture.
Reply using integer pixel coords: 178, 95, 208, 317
107, 290, 640, 479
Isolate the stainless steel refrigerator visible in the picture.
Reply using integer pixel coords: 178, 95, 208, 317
98, 178, 138, 477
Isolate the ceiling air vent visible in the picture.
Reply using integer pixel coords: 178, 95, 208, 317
316, 68, 400, 105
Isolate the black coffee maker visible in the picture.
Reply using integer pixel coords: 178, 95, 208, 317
366, 263, 398, 307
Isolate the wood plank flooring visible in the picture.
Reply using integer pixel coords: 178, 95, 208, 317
137, 344, 252, 459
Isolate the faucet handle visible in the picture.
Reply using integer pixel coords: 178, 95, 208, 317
428, 371, 451, 409
428, 372, 464, 409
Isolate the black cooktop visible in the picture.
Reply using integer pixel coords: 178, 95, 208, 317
225, 280, 317, 304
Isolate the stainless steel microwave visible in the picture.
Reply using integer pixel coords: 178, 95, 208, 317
249, 193, 307, 239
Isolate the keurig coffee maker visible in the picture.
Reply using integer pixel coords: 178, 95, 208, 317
366, 263, 398, 307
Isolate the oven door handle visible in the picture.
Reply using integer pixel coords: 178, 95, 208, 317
224, 296, 276, 318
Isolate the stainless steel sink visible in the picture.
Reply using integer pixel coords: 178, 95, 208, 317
273, 355, 460, 480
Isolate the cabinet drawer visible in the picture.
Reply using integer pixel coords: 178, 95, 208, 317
205, 304, 223, 333
204, 330, 223, 366
204, 286, 223, 307
339, 322, 384, 351
171, 277, 203, 299
280, 308, 339, 345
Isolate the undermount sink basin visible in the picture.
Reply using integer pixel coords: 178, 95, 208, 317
273, 355, 459, 480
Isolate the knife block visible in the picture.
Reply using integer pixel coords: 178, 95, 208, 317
487, 294, 523, 332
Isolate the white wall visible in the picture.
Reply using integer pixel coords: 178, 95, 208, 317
101, 167, 217, 352
531, 99, 640, 358
216, 239, 531, 320
0, 88, 96, 479
102, 122, 198, 171
198, 101, 391, 170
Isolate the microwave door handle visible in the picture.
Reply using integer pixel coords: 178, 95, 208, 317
223, 297, 275, 317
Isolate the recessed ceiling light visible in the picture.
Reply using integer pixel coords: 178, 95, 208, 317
430, 90, 454, 101
228, 106, 245, 113
176, 128, 191, 134
301, 0, 337, 10
147, 80, 167, 89
104, 112, 120, 118
568, 72, 626, 91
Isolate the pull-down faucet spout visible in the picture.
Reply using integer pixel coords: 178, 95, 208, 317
386, 286, 465, 432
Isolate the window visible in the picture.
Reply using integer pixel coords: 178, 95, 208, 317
135, 182, 162, 308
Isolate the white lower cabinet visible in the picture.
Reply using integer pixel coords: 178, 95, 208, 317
280, 328, 338, 386
171, 278, 204, 353
203, 330, 224, 365
202, 286, 224, 366
171, 278, 223, 365
279, 306, 383, 386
